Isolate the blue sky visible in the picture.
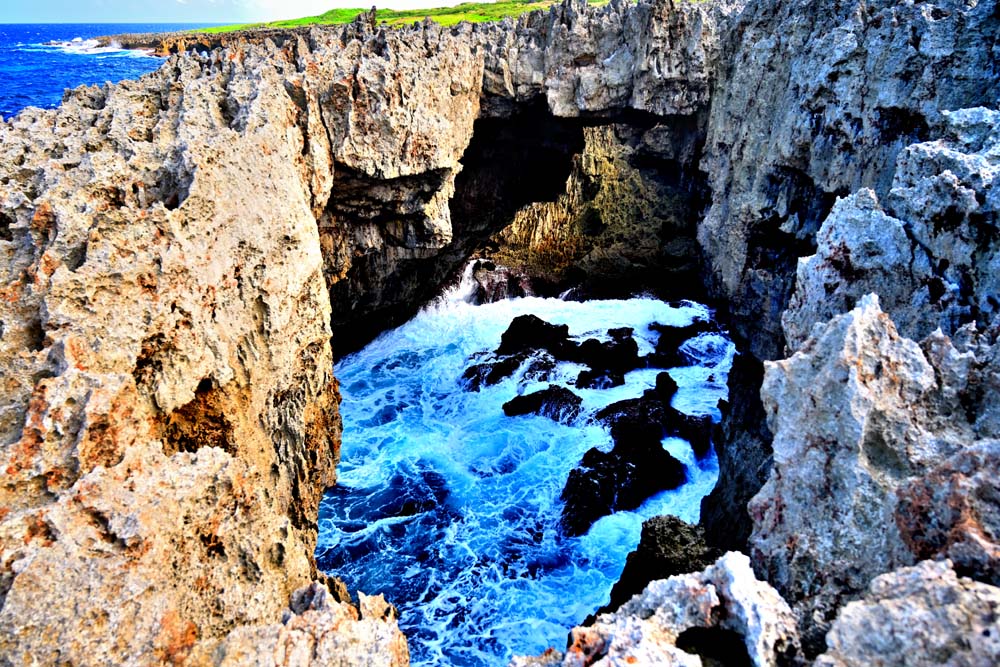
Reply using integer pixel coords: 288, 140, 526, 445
0, 0, 457, 23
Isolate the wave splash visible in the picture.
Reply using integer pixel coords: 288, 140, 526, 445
317, 295, 734, 666
35, 38, 154, 58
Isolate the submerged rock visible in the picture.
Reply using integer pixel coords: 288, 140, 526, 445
503, 385, 584, 424
596, 385, 714, 458
560, 422, 686, 537
511, 552, 801, 667
648, 319, 718, 368
497, 314, 574, 357
575, 368, 625, 390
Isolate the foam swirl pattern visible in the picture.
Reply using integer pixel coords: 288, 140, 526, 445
317, 295, 734, 666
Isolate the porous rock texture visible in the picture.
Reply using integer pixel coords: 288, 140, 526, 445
700, 0, 1000, 360
0, 22, 468, 666
0, 2, 742, 663
816, 560, 1000, 667
1, 0, 1000, 663
510, 552, 801, 667
748, 294, 1000, 651
744, 59, 1000, 656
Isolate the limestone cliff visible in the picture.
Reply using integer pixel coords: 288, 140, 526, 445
0, 0, 998, 664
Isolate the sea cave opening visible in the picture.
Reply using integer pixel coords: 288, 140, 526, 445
313, 98, 728, 666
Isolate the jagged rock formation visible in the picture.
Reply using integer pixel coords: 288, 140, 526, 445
1, 0, 999, 663
816, 560, 1000, 667
209, 584, 408, 667
0, 26, 426, 666
700, 0, 1000, 360
590, 516, 721, 619
511, 552, 801, 667
749, 294, 1000, 652
742, 47, 1000, 655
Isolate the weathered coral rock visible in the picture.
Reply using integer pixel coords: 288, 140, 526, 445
0, 25, 425, 666
700, 0, 999, 361
2, 0, 998, 662
477, 0, 741, 118
511, 552, 801, 667
750, 295, 1000, 653
783, 107, 1000, 351
816, 560, 1000, 667
208, 584, 409, 667
896, 441, 1000, 587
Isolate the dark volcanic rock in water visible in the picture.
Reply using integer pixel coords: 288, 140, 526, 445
590, 515, 722, 619
462, 351, 530, 391
595, 382, 714, 459
648, 319, 718, 367
575, 368, 626, 389
574, 327, 641, 373
560, 422, 687, 537
462, 350, 556, 391
469, 315, 644, 394
496, 314, 574, 357
502, 385, 583, 424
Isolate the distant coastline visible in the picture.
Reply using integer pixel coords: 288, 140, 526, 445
92, 0, 612, 56
93, 28, 311, 57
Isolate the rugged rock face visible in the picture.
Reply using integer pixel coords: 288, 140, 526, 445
2, 0, 999, 663
700, 0, 1000, 361
742, 81, 1000, 656
489, 120, 707, 297
592, 516, 721, 619
783, 107, 1000, 350
0, 27, 418, 666
208, 584, 409, 667
699, 352, 773, 552
1, 3, 745, 659
511, 552, 801, 667
747, 291, 999, 653
817, 560, 1000, 667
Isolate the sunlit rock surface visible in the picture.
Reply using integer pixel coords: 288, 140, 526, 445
510, 552, 800, 667
817, 560, 1000, 667
0, 0, 998, 663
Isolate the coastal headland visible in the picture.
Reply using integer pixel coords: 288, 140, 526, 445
1, 0, 998, 664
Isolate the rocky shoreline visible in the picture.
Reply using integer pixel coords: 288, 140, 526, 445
96, 28, 315, 58
1, 0, 998, 664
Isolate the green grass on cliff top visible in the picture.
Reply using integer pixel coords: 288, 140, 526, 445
199, 0, 610, 32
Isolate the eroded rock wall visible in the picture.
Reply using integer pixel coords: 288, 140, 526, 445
701, 0, 1000, 360
0, 2, 741, 661
488, 119, 706, 297
0, 26, 440, 666
2, 0, 999, 664
697, 0, 1000, 577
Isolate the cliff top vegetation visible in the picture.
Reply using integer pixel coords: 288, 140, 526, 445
199, 0, 611, 32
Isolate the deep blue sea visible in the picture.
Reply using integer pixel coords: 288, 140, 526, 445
0, 24, 220, 119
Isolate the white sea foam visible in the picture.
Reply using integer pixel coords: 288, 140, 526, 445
317, 294, 734, 666
36, 38, 154, 58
